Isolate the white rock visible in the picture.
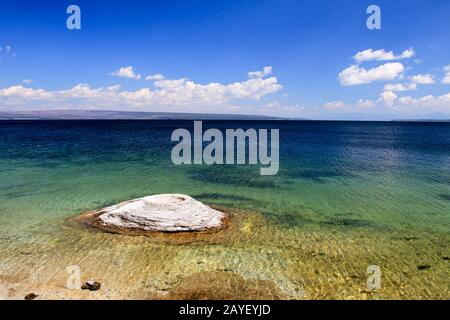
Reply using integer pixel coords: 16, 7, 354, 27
97, 194, 226, 232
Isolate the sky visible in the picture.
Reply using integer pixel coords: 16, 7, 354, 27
0, 0, 450, 120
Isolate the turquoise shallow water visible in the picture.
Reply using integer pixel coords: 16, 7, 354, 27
0, 120, 449, 299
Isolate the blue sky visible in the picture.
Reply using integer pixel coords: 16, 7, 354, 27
0, 0, 449, 119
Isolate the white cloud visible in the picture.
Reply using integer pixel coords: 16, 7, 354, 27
356, 99, 375, 108
378, 91, 398, 107
109, 66, 141, 80
0, 71, 283, 112
353, 48, 414, 63
22, 79, 33, 84
442, 65, 450, 84
248, 66, 273, 78
0, 44, 16, 57
339, 62, 404, 86
0, 85, 52, 100
0, 45, 12, 54
411, 74, 435, 84
261, 101, 306, 116
397, 92, 450, 111
367, 90, 450, 113
145, 74, 165, 81
324, 101, 346, 110
318, 91, 450, 116
383, 83, 417, 92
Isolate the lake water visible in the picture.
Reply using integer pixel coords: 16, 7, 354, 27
0, 120, 448, 299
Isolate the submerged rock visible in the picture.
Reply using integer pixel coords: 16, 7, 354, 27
24, 293, 38, 300
81, 281, 101, 291
76, 194, 228, 235
417, 265, 431, 270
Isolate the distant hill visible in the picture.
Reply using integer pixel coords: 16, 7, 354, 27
392, 119, 450, 122
0, 110, 286, 120
1, 110, 447, 122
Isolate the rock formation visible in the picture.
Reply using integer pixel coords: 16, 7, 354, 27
75, 194, 228, 235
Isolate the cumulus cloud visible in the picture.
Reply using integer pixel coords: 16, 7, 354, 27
411, 74, 435, 84
378, 91, 398, 107
383, 83, 417, 92
397, 92, 450, 111
356, 99, 375, 108
339, 62, 404, 86
332, 56, 450, 115
110, 66, 141, 79
353, 48, 414, 63
261, 101, 305, 116
320, 90, 450, 115
145, 74, 165, 81
248, 66, 273, 78
0, 71, 283, 112
324, 101, 346, 110
442, 65, 450, 84
0, 44, 17, 58
0, 85, 53, 100
22, 79, 33, 84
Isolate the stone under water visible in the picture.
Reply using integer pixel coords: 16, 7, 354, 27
76, 194, 228, 234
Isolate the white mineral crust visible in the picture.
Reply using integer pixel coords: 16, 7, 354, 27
97, 194, 226, 232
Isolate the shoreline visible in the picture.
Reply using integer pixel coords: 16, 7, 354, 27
0, 202, 448, 300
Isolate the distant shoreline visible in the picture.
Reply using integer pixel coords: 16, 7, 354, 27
1, 118, 449, 123
0, 110, 285, 121
0, 110, 449, 122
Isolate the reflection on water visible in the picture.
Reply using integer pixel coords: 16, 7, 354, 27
0, 120, 449, 299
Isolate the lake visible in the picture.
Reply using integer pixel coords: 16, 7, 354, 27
0, 120, 448, 299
